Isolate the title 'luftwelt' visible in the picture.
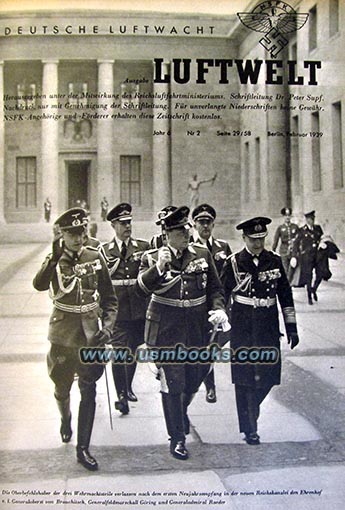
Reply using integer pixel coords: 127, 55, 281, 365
153, 59, 322, 85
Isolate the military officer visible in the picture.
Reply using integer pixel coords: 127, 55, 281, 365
33, 208, 117, 471
221, 217, 299, 445
291, 210, 323, 305
149, 206, 178, 249
192, 203, 232, 403
99, 203, 149, 414
272, 207, 299, 280
136, 206, 227, 460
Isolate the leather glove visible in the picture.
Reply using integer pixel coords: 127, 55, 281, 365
208, 309, 228, 326
52, 235, 64, 262
94, 327, 112, 346
287, 333, 299, 350
290, 257, 297, 268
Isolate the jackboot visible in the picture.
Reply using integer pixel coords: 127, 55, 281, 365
182, 392, 196, 435
56, 397, 72, 443
77, 399, 98, 471
126, 362, 138, 401
307, 290, 313, 305
112, 364, 130, 414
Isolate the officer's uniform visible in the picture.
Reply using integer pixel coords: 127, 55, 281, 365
221, 217, 299, 444
136, 206, 225, 458
272, 207, 299, 279
291, 210, 323, 304
99, 203, 149, 412
33, 208, 117, 470
192, 203, 232, 402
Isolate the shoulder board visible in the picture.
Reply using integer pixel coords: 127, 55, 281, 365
135, 238, 149, 243
270, 250, 280, 257
227, 250, 241, 262
101, 240, 114, 249
215, 238, 228, 244
191, 242, 207, 249
84, 245, 98, 252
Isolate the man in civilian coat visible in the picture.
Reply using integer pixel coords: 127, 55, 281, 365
136, 206, 227, 460
99, 203, 149, 414
191, 203, 232, 403
221, 217, 299, 445
33, 207, 117, 471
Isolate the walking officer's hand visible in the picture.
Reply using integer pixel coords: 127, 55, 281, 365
287, 333, 299, 350
51, 235, 64, 262
208, 309, 228, 326
95, 327, 112, 346
157, 247, 172, 273
290, 257, 297, 269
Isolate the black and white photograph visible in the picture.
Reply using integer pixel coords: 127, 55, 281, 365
0, 0, 344, 508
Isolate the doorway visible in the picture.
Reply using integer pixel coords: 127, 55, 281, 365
67, 160, 90, 209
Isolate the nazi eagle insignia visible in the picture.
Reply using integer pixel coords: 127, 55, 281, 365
237, 1, 309, 58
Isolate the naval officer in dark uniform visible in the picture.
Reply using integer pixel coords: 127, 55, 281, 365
221, 217, 299, 445
192, 203, 232, 403
136, 206, 227, 460
272, 207, 299, 280
290, 210, 323, 305
33, 208, 117, 470
99, 203, 149, 413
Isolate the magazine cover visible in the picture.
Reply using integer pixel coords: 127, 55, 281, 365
0, 0, 344, 509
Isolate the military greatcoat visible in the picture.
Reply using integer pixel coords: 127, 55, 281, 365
292, 224, 323, 287
136, 243, 225, 394
221, 248, 297, 388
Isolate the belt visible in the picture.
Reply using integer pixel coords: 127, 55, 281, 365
112, 278, 137, 286
233, 295, 276, 308
152, 294, 206, 308
54, 301, 99, 313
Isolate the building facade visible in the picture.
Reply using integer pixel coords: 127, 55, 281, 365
0, 1, 344, 243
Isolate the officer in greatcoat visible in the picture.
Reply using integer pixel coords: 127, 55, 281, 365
99, 203, 149, 414
290, 210, 323, 304
136, 206, 227, 460
221, 217, 299, 445
272, 207, 299, 280
191, 203, 232, 403
33, 208, 117, 470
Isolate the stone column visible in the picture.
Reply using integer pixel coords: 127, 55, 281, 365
152, 60, 171, 213
97, 60, 115, 206
42, 60, 59, 217
0, 61, 5, 222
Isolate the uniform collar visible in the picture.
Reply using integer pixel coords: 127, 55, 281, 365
114, 234, 130, 247
193, 232, 213, 245
64, 246, 84, 259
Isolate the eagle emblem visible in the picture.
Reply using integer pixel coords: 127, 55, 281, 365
237, 1, 309, 58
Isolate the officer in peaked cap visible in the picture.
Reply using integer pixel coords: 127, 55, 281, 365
136, 205, 227, 460
57, 207, 88, 229
33, 207, 117, 471
106, 202, 133, 223
192, 203, 232, 403
272, 207, 299, 280
149, 206, 178, 249
290, 210, 323, 304
221, 216, 299, 445
100, 202, 149, 414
